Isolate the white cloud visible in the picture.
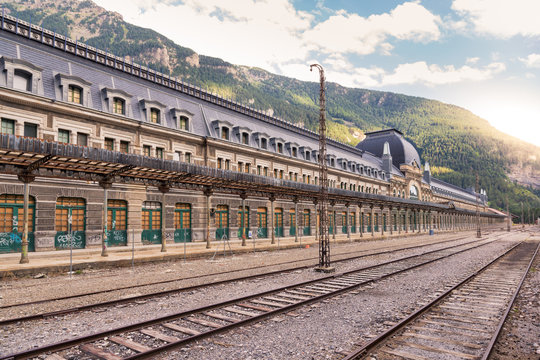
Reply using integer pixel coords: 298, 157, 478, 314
322, 61, 506, 88
452, 0, 540, 38
380, 61, 505, 86
93, 0, 442, 74
466, 57, 480, 64
520, 54, 540, 68
303, 1, 441, 56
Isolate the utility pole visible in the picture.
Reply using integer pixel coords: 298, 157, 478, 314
521, 202, 524, 228
506, 196, 510, 232
475, 173, 481, 238
311, 64, 333, 273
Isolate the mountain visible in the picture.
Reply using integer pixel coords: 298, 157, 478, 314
2, 0, 539, 218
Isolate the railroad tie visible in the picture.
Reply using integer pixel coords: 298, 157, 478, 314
80, 343, 123, 360
163, 322, 201, 336
186, 316, 223, 329
109, 336, 152, 353
140, 328, 180, 343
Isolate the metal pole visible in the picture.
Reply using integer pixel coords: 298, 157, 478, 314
521, 201, 524, 228
241, 194, 247, 246
270, 196, 275, 244
359, 203, 363, 238
389, 206, 393, 236
506, 196, 510, 232
311, 63, 332, 272
69, 212, 73, 278
371, 205, 374, 237
101, 184, 109, 257
205, 187, 212, 249
475, 173, 481, 237
20, 179, 30, 264
294, 199, 299, 243
131, 228, 135, 270
160, 185, 168, 252
346, 204, 351, 242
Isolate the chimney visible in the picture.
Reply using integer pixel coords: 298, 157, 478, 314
382, 141, 392, 177
423, 162, 431, 184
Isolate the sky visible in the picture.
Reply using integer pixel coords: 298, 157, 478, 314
92, 0, 540, 147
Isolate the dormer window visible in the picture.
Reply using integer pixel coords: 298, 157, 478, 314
113, 97, 125, 115
68, 85, 82, 104
277, 143, 283, 153
292, 147, 297, 157
242, 132, 249, 145
331, 158, 335, 167
261, 138, 267, 149
222, 127, 229, 140
150, 108, 160, 124
13, 69, 32, 91
305, 152, 311, 161
179, 116, 189, 130
1, 56, 43, 95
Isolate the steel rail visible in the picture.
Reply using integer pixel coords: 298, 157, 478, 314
1, 237, 500, 360
481, 239, 540, 360
0, 234, 471, 323
340, 240, 538, 360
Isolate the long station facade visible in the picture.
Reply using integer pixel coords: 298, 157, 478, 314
0, 15, 504, 255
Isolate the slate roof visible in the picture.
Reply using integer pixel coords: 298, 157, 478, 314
0, 19, 485, 204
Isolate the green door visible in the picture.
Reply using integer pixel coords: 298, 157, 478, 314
174, 203, 191, 242
329, 211, 334, 234
107, 200, 127, 246
257, 207, 268, 238
350, 213, 356, 233
393, 214, 397, 231
342, 212, 347, 234
383, 214, 387, 231
367, 213, 372, 232
142, 201, 162, 244
303, 210, 311, 235
55, 197, 86, 249
374, 213, 379, 232
238, 206, 249, 238
289, 209, 296, 236
0, 195, 35, 253
215, 205, 229, 239
274, 208, 283, 237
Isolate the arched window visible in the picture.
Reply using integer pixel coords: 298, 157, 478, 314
0, 194, 35, 253
55, 197, 86, 249
409, 185, 419, 200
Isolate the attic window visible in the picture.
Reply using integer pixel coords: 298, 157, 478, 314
242, 132, 249, 145
330, 158, 335, 167
179, 116, 189, 130
305, 152, 310, 161
113, 97, 125, 115
13, 69, 32, 91
221, 127, 230, 140
150, 108, 160, 124
260, 138, 267, 149
277, 143, 283, 153
292, 147, 297, 157
68, 85, 82, 104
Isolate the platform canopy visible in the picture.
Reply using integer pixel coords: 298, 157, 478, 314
0, 134, 501, 218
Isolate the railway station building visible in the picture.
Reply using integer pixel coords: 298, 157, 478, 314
0, 15, 504, 255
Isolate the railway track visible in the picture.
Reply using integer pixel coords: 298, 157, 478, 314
1, 236, 506, 359
340, 239, 539, 360
0, 233, 477, 326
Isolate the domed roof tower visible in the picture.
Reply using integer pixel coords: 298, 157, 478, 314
356, 129, 421, 169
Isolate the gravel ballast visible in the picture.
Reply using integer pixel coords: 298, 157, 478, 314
0, 229, 535, 358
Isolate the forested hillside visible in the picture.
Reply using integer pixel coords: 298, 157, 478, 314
2, 0, 539, 219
